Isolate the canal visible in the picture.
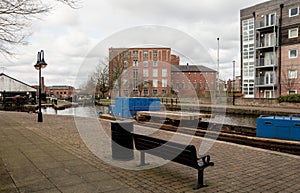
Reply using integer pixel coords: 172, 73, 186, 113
42, 106, 257, 128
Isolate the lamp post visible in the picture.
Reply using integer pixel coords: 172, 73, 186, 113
34, 50, 47, 122
232, 60, 235, 105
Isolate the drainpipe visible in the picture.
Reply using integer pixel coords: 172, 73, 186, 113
278, 4, 284, 97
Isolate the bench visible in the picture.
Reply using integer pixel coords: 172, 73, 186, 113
132, 133, 214, 189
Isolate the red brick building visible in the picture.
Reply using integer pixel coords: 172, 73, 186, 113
46, 86, 74, 99
227, 76, 242, 93
109, 47, 178, 97
171, 64, 217, 97
109, 47, 217, 97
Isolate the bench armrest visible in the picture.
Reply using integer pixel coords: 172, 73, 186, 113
197, 155, 214, 169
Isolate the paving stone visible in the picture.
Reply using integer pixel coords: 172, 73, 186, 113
1, 112, 300, 193
49, 174, 85, 188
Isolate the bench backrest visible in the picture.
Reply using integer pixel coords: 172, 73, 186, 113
133, 133, 198, 169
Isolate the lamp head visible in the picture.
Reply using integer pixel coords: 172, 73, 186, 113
34, 50, 47, 70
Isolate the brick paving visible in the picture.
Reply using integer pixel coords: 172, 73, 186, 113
1, 111, 300, 193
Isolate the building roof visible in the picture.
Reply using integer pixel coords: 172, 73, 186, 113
0, 73, 36, 92
47, 85, 74, 90
171, 65, 216, 72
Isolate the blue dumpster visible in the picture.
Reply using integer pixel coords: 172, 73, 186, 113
256, 115, 300, 141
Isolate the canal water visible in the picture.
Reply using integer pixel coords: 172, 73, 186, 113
42, 106, 257, 128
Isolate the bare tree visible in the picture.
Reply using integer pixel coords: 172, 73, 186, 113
0, 0, 79, 55
282, 64, 298, 94
109, 49, 128, 97
93, 61, 109, 98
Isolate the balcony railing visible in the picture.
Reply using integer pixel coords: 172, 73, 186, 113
255, 20, 277, 30
256, 39, 277, 49
255, 77, 277, 87
256, 58, 277, 68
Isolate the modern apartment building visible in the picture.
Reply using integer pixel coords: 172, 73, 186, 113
108, 48, 217, 97
240, 0, 300, 98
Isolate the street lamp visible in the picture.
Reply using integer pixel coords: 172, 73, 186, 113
232, 60, 235, 105
34, 50, 47, 122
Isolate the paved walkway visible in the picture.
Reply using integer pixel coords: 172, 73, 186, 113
1, 111, 300, 192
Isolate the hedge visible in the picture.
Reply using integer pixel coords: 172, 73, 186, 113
278, 94, 300, 103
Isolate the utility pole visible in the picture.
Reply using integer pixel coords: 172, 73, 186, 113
217, 38, 220, 92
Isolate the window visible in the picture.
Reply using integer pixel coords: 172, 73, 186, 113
123, 51, 128, 57
143, 60, 148, 67
289, 49, 298, 58
162, 90, 166, 94
133, 60, 138, 67
288, 70, 298, 79
153, 50, 158, 57
265, 13, 276, 26
290, 7, 299, 17
132, 50, 138, 57
288, 90, 297, 95
152, 69, 158, 77
143, 89, 148, 96
143, 69, 148, 77
264, 90, 274, 98
152, 90, 158, 95
153, 60, 158, 67
265, 71, 275, 85
264, 33, 276, 47
123, 60, 128, 67
289, 28, 298, 38
152, 79, 158, 87
162, 79, 167, 87
122, 79, 129, 88
133, 89, 138, 96
133, 69, 138, 88
143, 51, 148, 57
264, 52, 275, 66
162, 69, 167, 77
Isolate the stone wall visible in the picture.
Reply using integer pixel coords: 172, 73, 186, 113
235, 98, 300, 108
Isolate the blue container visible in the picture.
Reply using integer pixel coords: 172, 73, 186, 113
256, 115, 300, 141
112, 97, 161, 118
148, 98, 160, 111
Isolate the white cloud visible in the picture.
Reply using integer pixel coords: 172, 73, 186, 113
0, 0, 269, 87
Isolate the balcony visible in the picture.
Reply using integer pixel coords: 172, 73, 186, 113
255, 21, 278, 32
255, 76, 277, 87
256, 39, 277, 50
256, 58, 277, 68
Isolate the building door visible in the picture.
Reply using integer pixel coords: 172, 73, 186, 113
264, 90, 274, 98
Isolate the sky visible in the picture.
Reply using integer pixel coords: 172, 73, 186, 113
0, 0, 269, 88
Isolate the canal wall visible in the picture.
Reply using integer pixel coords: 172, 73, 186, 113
234, 98, 300, 109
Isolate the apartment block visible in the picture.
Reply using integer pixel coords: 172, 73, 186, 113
109, 47, 175, 97
240, 0, 300, 98
171, 64, 216, 97
108, 48, 217, 97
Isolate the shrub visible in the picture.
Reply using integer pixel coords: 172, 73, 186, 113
278, 94, 300, 103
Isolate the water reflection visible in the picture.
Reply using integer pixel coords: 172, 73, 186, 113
42, 106, 257, 128
42, 106, 109, 118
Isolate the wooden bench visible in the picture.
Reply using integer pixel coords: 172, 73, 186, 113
132, 133, 214, 189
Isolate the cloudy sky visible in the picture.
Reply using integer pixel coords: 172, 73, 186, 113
1, 0, 268, 88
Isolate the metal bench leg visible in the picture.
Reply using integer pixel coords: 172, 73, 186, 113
137, 151, 149, 167
193, 169, 208, 190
